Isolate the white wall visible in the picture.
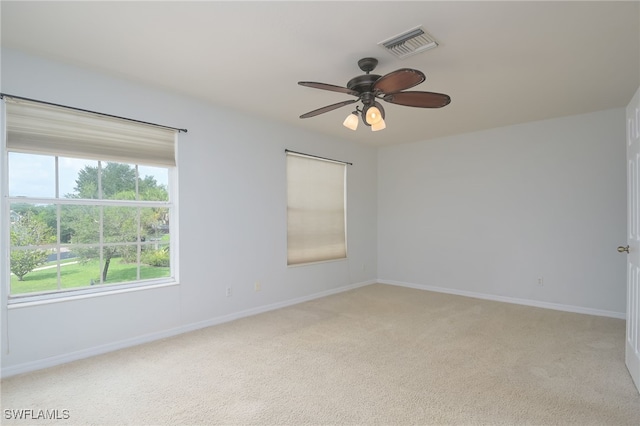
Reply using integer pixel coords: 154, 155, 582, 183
378, 109, 627, 315
0, 49, 378, 376
0, 47, 630, 377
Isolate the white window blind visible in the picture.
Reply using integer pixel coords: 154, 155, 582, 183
287, 152, 347, 265
5, 97, 176, 167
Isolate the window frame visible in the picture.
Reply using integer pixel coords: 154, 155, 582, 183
1, 99, 180, 305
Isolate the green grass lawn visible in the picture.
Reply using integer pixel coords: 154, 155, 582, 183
10, 258, 170, 294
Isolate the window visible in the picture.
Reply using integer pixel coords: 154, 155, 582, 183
3, 96, 178, 300
286, 151, 347, 265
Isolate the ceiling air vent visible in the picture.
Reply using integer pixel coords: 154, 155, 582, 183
379, 26, 438, 59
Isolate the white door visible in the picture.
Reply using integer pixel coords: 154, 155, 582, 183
624, 86, 640, 393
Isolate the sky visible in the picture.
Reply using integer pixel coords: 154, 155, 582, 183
8, 152, 168, 199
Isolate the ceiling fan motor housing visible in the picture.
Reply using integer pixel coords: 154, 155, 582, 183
346, 74, 381, 96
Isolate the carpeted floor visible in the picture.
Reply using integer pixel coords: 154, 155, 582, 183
2, 283, 640, 425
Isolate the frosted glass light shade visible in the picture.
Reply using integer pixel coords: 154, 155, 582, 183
371, 118, 386, 131
343, 113, 359, 130
365, 106, 383, 125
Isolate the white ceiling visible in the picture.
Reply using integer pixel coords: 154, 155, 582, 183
1, 1, 639, 146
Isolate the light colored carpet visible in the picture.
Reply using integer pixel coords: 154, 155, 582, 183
2, 283, 640, 425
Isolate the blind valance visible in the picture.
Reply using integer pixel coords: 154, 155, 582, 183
5, 96, 177, 167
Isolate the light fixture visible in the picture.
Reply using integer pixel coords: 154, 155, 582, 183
343, 111, 359, 131
342, 103, 387, 132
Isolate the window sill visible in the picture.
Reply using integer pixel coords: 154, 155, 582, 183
7, 280, 179, 309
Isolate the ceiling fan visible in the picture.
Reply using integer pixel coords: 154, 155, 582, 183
298, 57, 451, 131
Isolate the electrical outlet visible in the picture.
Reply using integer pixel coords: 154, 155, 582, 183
537, 277, 544, 287
255, 281, 261, 292
226, 287, 232, 297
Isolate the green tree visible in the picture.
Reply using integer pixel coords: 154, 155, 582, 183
67, 162, 168, 282
10, 212, 55, 281
71, 163, 165, 200
73, 162, 136, 199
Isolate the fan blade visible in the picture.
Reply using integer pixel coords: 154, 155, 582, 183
373, 68, 426, 94
300, 99, 358, 119
383, 91, 451, 108
298, 81, 359, 96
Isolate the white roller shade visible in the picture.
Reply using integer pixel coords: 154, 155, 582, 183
5, 97, 176, 167
287, 152, 347, 265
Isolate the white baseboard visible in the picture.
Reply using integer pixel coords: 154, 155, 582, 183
378, 279, 626, 320
171, 279, 375, 335
1, 280, 376, 379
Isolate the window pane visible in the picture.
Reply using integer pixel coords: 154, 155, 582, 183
10, 203, 56, 247
139, 166, 169, 201
101, 162, 137, 200
103, 206, 138, 243
60, 246, 101, 289
9, 203, 55, 294
103, 246, 139, 284
63, 205, 99, 244
141, 207, 169, 242
10, 247, 59, 294
8, 152, 55, 198
141, 243, 170, 280
59, 157, 99, 199
10, 247, 55, 293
